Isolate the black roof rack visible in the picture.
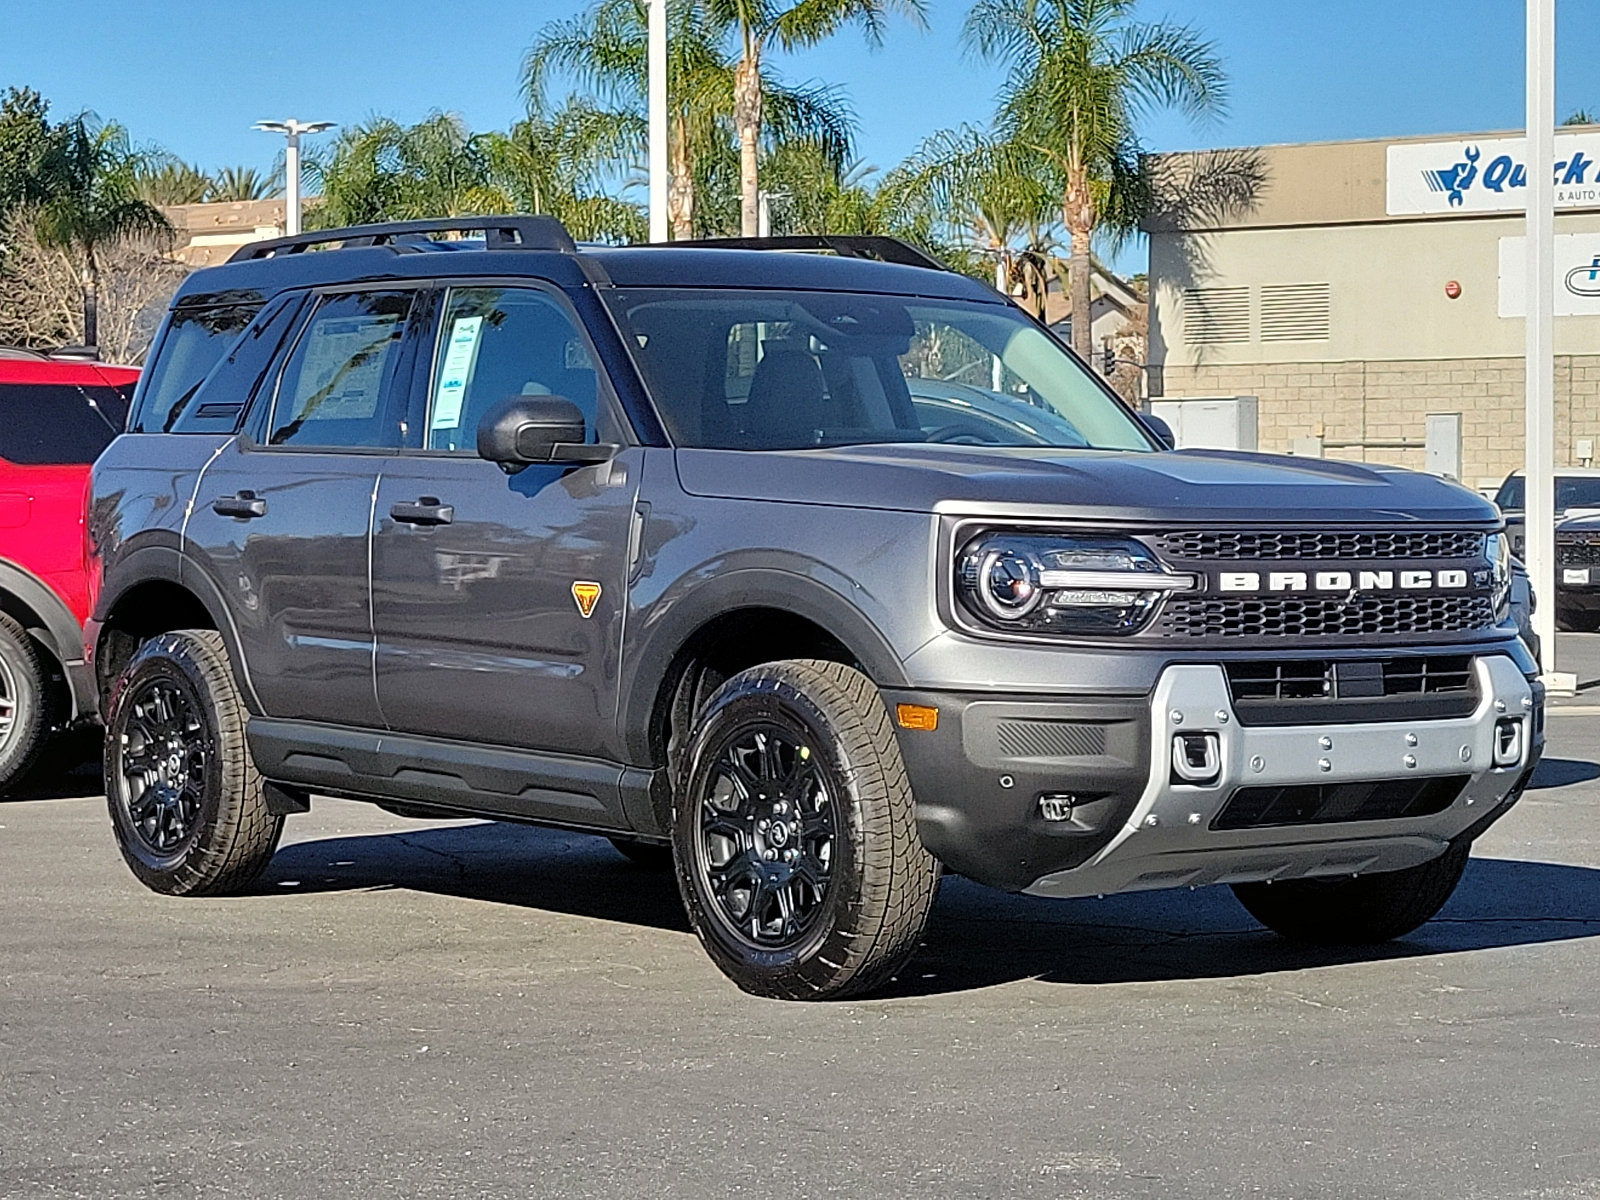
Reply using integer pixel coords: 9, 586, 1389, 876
228, 215, 579, 263
661, 235, 947, 272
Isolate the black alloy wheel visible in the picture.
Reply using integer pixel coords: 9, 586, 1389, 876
104, 630, 283, 896
694, 722, 838, 948
113, 677, 210, 855
673, 659, 939, 1000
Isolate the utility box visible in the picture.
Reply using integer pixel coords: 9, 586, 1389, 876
1149, 396, 1259, 451
1424, 413, 1463, 480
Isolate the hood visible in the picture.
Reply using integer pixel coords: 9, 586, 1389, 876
674, 445, 1500, 526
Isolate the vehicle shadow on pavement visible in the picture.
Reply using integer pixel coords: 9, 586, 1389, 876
264, 823, 694, 934
1527, 757, 1600, 788
262, 819, 1600, 997
890, 856, 1600, 995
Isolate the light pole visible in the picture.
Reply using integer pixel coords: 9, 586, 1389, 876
647, 0, 668, 242
1523, 0, 1567, 688
253, 118, 335, 237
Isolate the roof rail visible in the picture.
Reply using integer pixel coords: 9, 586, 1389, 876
228, 215, 578, 263
661, 235, 948, 273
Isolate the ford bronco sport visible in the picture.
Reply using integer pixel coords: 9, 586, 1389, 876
87, 217, 1543, 999
0, 354, 136, 789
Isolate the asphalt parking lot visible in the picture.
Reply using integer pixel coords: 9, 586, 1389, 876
3, 643, 1600, 1199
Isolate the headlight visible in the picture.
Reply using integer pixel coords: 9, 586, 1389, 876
956, 534, 1195, 635
1486, 532, 1512, 617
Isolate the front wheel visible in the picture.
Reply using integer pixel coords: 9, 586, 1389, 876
1232, 841, 1471, 944
104, 629, 283, 896
673, 659, 939, 1000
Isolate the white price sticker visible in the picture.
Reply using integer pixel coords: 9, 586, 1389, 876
1563, 568, 1589, 585
431, 316, 484, 430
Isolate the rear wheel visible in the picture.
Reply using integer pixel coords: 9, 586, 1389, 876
673, 659, 939, 1000
104, 630, 282, 895
1232, 841, 1471, 944
0, 611, 54, 793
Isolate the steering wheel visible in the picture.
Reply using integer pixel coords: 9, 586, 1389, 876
923, 424, 996, 446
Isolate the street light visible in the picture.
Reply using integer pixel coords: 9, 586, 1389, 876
647, 0, 668, 241
253, 118, 335, 237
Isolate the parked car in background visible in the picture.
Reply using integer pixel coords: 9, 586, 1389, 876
1493, 468, 1600, 559
1554, 513, 1600, 631
0, 355, 137, 789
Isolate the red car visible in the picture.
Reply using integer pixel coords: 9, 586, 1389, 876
0, 353, 137, 789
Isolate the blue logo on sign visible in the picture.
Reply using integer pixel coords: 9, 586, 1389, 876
1565, 256, 1600, 297
1423, 145, 1480, 205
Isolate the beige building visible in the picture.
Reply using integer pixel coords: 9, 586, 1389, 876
1147, 127, 1600, 492
161, 199, 287, 267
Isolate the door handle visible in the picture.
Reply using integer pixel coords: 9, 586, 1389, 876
389, 497, 455, 526
212, 491, 267, 519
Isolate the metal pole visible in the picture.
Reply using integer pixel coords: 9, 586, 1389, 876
648, 0, 669, 242
284, 131, 302, 237
1525, 0, 1560, 681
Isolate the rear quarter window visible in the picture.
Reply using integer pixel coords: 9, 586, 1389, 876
0, 383, 121, 464
130, 302, 262, 433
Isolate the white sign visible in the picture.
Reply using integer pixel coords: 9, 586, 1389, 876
431, 316, 484, 430
1499, 234, 1600, 317
1388, 132, 1600, 215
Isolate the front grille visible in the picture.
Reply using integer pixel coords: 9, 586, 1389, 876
1223, 656, 1478, 724
1212, 776, 1469, 831
1557, 538, 1600, 566
1156, 529, 1485, 561
1155, 594, 1496, 640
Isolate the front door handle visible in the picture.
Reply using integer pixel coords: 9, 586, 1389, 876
212, 491, 267, 519
390, 497, 455, 526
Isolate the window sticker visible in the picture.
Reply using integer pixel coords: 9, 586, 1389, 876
432, 316, 484, 430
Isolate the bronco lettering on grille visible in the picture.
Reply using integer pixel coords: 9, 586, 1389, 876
1217, 569, 1471, 593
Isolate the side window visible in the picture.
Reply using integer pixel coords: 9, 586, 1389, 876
424, 287, 599, 452
130, 302, 262, 433
269, 291, 414, 449
0, 384, 120, 464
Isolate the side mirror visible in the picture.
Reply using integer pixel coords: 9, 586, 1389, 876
1142, 413, 1177, 450
476, 395, 617, 472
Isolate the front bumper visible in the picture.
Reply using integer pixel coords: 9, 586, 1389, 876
890, 654, 1542, 895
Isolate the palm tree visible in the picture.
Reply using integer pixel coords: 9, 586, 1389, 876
133, 157, 210, 205
34, 117, 170, 348
484, 103, 646, 241
964, 0, 1225, 358
890, 127, 1057, 302
208, 165, 275, 202
707, 0, 924, 236
306, 113, 512, 228
524, 0, 854, 239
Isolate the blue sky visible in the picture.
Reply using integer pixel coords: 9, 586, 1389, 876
5, 0, 1600, 270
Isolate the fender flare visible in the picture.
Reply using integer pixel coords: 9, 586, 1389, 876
617, 567, 910, 764
0, 557, 91, 715
94, 543, 265, 715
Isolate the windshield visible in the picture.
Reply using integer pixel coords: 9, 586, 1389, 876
604, 287, 1154, 452
1495, 475, 1600, 512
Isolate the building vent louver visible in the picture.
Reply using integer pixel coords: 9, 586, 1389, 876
1260, 283, 1331, 342
1183, 287, 1250, 345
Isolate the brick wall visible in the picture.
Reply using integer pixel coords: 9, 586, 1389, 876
1156, 355, 1600, 490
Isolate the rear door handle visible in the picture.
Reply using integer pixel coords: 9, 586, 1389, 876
212, 491, 267, 519
389, 497, 455, 526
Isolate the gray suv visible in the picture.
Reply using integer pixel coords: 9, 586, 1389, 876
88, 217, 1543, 999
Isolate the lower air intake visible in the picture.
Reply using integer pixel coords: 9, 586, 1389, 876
1212, 775, 1469, 831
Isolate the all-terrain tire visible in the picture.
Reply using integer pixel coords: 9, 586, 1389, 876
673, 659, 939, 1000
104, 629, 283, 895
0, 611, 55, 793
1232, 841, 1471, 944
